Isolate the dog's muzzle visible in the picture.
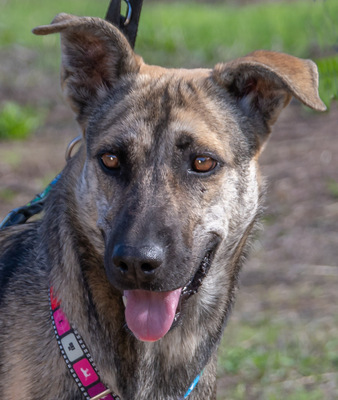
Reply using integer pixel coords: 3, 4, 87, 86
117, 237, 220, 342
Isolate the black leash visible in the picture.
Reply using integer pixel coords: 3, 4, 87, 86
0, 0, 144, 230
105, 0, 144, 48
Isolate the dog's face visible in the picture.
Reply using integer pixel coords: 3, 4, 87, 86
34, 14, 325, 342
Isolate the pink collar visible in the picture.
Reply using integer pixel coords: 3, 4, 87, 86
50, 287, 203, 400
50, 287, 119, 400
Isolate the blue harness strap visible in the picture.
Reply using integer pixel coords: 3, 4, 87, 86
0, 173, 61, 229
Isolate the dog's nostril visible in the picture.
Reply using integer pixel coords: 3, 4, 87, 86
111, 244, 164, 279
118, 261, 129, 273
141, 263, 156, 274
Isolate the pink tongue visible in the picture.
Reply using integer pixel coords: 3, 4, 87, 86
124, 288, 182, 342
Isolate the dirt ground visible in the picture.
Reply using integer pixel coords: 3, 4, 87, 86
1, 47, 338, 396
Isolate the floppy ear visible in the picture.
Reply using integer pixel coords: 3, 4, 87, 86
212, 50, 326, 148
33, 13, 141, 127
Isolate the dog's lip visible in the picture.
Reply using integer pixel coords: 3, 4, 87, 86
171, 236, 220, 328
182, 237, 220, 298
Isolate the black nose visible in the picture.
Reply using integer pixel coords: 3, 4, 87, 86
112, 244, 164, 283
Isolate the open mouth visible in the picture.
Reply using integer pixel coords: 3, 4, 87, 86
122, 240, 218, 342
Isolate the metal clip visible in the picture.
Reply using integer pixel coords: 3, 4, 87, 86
123, 0, 132, 26
89, 389, 115, 400
65, 135, 82, 161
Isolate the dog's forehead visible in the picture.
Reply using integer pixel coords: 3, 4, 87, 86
139, 63, 211, 80
88, 67, 242, 164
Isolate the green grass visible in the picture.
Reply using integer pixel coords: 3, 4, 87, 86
1, 0, 337, 109
0, 101, 44, 140
137, 1, 337, 66
1, 0, 337, 61
0, 188, 16, 203
327, 179, 338, 199
316, 55, 338, 107
0, 0, 107, 47
217, 316, 338, 399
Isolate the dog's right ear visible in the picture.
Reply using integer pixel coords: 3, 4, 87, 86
33, 13, 141, 127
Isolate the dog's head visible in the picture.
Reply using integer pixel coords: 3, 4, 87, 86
34, 14, 325, 342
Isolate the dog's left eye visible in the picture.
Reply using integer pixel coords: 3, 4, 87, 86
192, 156, 217, 173
100, 153, 120, 170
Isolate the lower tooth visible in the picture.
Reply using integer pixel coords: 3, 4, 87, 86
122, 296, 127, 307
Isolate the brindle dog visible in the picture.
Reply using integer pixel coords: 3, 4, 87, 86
0, 13, 326, 400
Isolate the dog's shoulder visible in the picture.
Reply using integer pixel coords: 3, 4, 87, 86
0, 223, 42, 301
0, 222, 39, 260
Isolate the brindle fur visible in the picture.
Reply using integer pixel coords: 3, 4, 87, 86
0, 14, 325, 400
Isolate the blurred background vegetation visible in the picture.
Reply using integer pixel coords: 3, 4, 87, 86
1, 1, 337, 399
0, 0, 337, 140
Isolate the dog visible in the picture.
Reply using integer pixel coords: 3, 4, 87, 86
0, 13, 326, 400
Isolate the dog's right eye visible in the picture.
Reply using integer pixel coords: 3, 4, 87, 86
100, 153, 120, 170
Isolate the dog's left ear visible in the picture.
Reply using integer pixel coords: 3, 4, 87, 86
33, 13, 141, 127
213, 50, 326, 149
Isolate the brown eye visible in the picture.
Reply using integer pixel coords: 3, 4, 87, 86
101, 153, 120, 170
192, 156, 217, 173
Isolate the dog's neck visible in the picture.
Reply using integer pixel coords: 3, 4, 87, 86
49, 286, 204, 400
